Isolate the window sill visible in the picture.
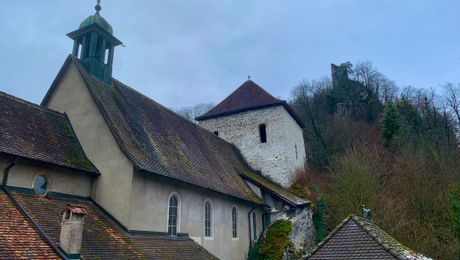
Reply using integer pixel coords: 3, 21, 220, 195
232, 237, 239, 241
204, 236, 214, 240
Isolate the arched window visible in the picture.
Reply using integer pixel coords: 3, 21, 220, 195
33, 174, 49, 197
252, 211, 257, 240
168, 193, 180, 236
259, 124, 267, 143
232, 207, 238, 238
204, 200, 212, 237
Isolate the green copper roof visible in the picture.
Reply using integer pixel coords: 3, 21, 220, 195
79, 12, 113, 34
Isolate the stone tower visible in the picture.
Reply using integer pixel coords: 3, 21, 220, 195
67, 1, 122, 84
196, 80, 306, 187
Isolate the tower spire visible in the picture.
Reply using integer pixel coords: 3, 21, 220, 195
95, 0, 101, 14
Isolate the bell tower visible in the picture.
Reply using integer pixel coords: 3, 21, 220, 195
67, 1, 122, 84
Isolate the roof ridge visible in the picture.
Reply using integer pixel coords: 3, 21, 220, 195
225, 80, 282, 102
307, 214, 354, 257
0, 91, 66, 118
195, 80, 305, 127
350, 215, 424, 259
196, 80, 283, 119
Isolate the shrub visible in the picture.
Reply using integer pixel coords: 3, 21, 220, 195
258, 220, 292, 260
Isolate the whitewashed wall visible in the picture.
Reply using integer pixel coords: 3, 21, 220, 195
198, 105, 306, 187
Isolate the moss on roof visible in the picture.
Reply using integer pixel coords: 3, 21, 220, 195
308, 215, 432, 259
61, 55, 265, 205
239, 168, 308, 206
0, 91, 98, 174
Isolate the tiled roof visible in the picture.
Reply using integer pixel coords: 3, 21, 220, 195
0, 190, 60, 259
239, 169, 309, 206
195, 80, 305, 127
308, 215, 431, 260
43, 55, 264, 205
11, 192, 217, 259
0, 92, 98, 174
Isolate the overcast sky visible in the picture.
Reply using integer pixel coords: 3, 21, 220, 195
1, 1, 459, 108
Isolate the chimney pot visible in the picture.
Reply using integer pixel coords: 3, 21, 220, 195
59, 204, 87, 259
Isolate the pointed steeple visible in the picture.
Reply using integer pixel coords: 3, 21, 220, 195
67, 1, 122, 84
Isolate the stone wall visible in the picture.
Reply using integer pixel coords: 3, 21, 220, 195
198, 105, 306, 187
270, 206, 315, 257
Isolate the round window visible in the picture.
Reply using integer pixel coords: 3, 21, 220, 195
33, 175, 49, 196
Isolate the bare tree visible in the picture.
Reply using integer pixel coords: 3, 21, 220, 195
290, 78, 333, 167
175, 103, 215, 122
443, 83, 460, 130
350, 61, 398, 104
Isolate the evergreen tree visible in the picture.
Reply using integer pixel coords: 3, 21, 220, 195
381, 102, 399, 143
313, 190, 327, 243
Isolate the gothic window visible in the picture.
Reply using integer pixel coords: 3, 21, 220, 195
168, 193, 180, 236
204, 200, 212, 237
232, 207, 238, 238
33, 174, 49, 197
252, 211, 257, 240
259, 124, 267, 143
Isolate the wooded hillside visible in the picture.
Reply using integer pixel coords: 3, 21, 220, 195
289, 62, 460, 259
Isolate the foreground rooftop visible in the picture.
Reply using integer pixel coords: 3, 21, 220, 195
0, 188, 216, 259
307, 215, 431, 260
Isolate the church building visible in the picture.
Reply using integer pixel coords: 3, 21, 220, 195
0, 3, 312, 259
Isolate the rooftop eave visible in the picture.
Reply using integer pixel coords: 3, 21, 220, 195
67, 23, 122, 46
195, 101, 305, 128
0, 152, 100, 176
238, 172, 309, 207
135, 166, 266, 207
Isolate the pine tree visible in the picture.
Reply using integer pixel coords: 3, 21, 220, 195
381, 102, 400, 143
313, 193, 327, 243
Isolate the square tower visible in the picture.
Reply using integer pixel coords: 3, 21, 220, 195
196, 80, 306, 187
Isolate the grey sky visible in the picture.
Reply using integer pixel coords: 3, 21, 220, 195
1, 1, 459, 108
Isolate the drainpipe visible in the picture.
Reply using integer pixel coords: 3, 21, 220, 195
1, 158, 68, 259
248, 207, 255, 244
2, 157, 17, 186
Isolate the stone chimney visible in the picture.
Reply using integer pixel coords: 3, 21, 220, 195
59, 204, 87, 259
